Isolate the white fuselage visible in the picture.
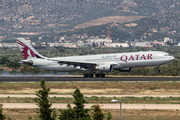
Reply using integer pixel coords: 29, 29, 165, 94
30, 51, 174, 72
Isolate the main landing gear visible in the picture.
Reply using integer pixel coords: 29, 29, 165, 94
83, 73, 105, 78
83, 73, 93, 78
156, 65, 160, 73
95, 73, 105, 77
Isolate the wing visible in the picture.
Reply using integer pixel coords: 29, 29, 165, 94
48, 58, 97, 69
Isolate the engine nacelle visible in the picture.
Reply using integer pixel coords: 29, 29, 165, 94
119, 68, 132, 72
96, 64, 113, 72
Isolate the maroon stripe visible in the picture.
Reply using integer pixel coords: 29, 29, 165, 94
16, 40, 26, 47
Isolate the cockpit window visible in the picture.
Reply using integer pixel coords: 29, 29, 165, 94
164, 54, 170, 56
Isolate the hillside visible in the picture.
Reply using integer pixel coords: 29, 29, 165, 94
0, 0, 180, 32
59, 12, 180, 42
75, 16, 145, 29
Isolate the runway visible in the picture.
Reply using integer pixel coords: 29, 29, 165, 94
2, 103, 180, 109
0, 76, 180, 82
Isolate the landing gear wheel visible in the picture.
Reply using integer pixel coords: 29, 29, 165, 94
156, 69, 160, 73
100, 73, 105, 77
156, 65, 160, 73
83, 73, 89, 78
95, 73, 100, 77
89, 74, 94, 77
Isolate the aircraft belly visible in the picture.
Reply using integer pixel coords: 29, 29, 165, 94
153, 58, 173, 65
119, 58, 173, 68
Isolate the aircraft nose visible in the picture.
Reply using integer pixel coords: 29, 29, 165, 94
170, 56, 175, 61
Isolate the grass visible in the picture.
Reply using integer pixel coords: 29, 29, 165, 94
75, 16, 145, 29
1, 96, 180, 104
0, 81, 180, 119
0, 81, 180, 95
0, 81, 178, 89
3, 109, 180, 120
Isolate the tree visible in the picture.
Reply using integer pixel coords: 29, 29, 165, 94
92, 42, 96, 47
0, 56, 9, 65
0, 104, 6, 120
59, 88, 91, 120
7, 61, 21, 71
106, 112, 112, 120
59, 104, 75, 120
72, 89, 91, 120
91, 105, 104, 120
33, 79, 56, 120
91, 97, 111, 120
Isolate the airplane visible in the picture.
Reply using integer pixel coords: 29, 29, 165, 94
16, 38, 174, 78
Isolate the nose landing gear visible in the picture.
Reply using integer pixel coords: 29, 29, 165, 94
156, 65, 160, 73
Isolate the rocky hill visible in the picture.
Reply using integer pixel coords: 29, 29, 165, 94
0, 0, 180, 32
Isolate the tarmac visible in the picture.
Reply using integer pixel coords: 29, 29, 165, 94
0, 76, 180, 82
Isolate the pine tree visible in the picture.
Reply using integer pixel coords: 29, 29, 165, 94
59, 88, 91, 120
0, 104, 6, 120
72, 89, 91, 120
59, 104, 75, 120
33, 79, 56, 120
106, 112, 112, 120
91, 105, 104, 120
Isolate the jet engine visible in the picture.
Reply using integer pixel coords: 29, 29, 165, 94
119, 68, 132, 72
95, 64, 113, 72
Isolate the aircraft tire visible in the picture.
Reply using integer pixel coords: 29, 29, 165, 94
100, 73, 105, 77
89, 74, 94, 77
156, 69, 160, 73
83, 73, 89, 78
95, 73, 100, 77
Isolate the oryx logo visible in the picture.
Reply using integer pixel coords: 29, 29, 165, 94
16, 39, 35, 60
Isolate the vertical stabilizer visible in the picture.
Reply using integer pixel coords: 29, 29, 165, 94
16, 38, 46, 60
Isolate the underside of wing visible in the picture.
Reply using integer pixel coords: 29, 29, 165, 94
48, 59, 97, 69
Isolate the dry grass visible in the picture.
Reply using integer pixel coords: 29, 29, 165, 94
75, 16, 145, 29
0, 81, 180, 95
3, 109, 180, 120
1, 81, 180, 119
1, 96, 180, 104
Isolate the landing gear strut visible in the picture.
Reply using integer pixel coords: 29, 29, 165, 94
156, 65, 160, 73
83, 70, 94, 78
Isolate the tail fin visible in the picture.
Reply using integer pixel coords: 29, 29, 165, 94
16, 38, 46, 60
